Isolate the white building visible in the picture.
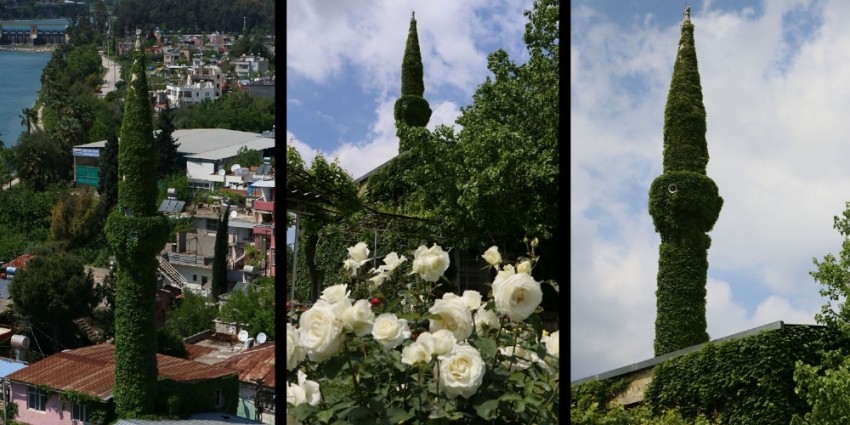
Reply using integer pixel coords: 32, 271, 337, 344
165, 74, 219, 107
233, 55, 268, 78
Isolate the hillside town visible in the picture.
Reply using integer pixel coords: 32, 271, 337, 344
0, 0, 277, 424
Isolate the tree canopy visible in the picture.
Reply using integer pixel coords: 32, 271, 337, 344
219, 276, 274, 339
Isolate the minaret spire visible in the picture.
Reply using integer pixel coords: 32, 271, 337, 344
106, 29, 170, 417
393, 10, 432, 139
648, 10, 723, 356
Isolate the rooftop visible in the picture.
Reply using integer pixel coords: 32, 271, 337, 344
215, 342, 275, 388
8, 343, 237, 400
77, 129, 275, 162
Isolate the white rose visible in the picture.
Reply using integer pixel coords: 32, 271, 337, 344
320, 284, 351, 305
491, 272, 543, 321
342, 299, 375, 336
368, 271, 390, 290
436, 344, 486, 399
286, 323, 306, 371
372, 313, 411, 350
516, 260, 533, 275
493, 264, 516, 286
296, 370, 322, 406
401, 341, 432, 366
474, 308, 501, 335
418, 329, 456, 357
378, 252, 407, 273
286, 382, 306, 406
409, 244, 450, 282
499, 346, 549, 373
347, 242, 370, 262
298, 300, 345, 362
428, 297, 473, 341
542, 330, 559, 358
481, 246, 501, 267
461, 290, 482, 311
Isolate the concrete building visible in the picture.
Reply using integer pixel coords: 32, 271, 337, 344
232, 55, 268, 78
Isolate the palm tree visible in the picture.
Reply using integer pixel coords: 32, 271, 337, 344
19, 107, 38, 135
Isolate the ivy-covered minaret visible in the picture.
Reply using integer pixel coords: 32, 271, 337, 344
105, 29, 170, 417
648, 8, 723, 356
393, 11, 431, 134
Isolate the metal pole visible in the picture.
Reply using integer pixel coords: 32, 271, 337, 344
290, 213, 299, 309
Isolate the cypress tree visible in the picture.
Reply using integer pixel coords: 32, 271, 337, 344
104, 30, 170, 417
648, 9, 723, 356
155, 101, 182, 180
98, 133, 119, 211
393, 11, 432, 133
212, 205, 230, 299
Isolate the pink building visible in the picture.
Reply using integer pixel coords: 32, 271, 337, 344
251, 180, 275, 277
8, 344, 238, 424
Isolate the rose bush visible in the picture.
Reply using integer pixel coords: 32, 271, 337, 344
287, 241, 560, 424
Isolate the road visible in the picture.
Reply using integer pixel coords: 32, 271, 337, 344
99, 54, 121, 98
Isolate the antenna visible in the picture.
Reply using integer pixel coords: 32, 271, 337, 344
237, 329, 248, 342
256, 332, 267, 344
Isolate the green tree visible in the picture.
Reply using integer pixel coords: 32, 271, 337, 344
231, 146, 262, 168
98, 133, 120, 211
164, 292, 217, 339
155, 102, 182, 180
49, 187, 106, 250
648, 12, 722, 355
792, 202, 850, 424
14, 131, 71, 191
19, 107, 38, 135
9, 252, 96, 353
104, 36, 170, 418
211, 205, 230, 299
393, 12, 431, 131
218, 276, 274, 339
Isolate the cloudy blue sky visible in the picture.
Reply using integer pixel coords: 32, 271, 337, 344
285, 2, 536, 247
570, 0, 850, 381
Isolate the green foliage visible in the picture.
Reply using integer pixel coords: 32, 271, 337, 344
156, 173, 191, 207
8, 252, 96, 351
648, 19, 722, 356
173, 91, 274, 133
107, 46, 172, 418
394, 14, 431, 129
154, 375, 239, 418
212, 206, 230, 299
165, 291, 218, 340
156, 327, 190, 359
98, 133, 120, 211
663, 22, 709, 174
791, 201, 850, 423
13, 131, 72, 191
644, 325, 846, 425
219, 276, 275, 339
49, 187, 107, 250
61, 390, 115, 425
155, 104, 183, 180
230, 146, 263, 168
114, 0, 275, 36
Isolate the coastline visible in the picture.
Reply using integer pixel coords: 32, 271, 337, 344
0, 44, 56, 53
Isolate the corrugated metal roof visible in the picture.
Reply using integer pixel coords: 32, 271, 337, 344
0, 280, 10, 299
184, 343, 215, 361
5, 254, 34, 269
215, 342, 275, 388
77, 129, 273, 161
8, 344, 237, 400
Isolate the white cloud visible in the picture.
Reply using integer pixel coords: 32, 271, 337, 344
570, 2, 847, 381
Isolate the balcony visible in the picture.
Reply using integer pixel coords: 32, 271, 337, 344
253, 225, 273, 237
253, 200, 274, 213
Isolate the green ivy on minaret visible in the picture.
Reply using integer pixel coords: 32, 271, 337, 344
105, 29, 170, 417
648, 8, 723, 356
394, 11, 432, 135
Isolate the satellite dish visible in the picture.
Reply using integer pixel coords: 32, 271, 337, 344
218, 169, 226, 176
230, 164, 241, 172
237, 329, 248, 342
229, 210, 238, 219
256, 332, 267, 344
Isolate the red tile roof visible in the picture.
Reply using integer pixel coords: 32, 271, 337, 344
5, 254, 34, 269
216, 342, 275, 388
8, 344, 236, 400
184, 343, 215, 361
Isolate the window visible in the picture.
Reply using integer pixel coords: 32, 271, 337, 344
193, 274, 198, 282
27, 387, 47, 411
215, 388, 223, 408
73, 403, 89, 422
201, 276, 208, 285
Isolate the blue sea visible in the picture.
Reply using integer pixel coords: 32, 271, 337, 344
0, 50, 51, 147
